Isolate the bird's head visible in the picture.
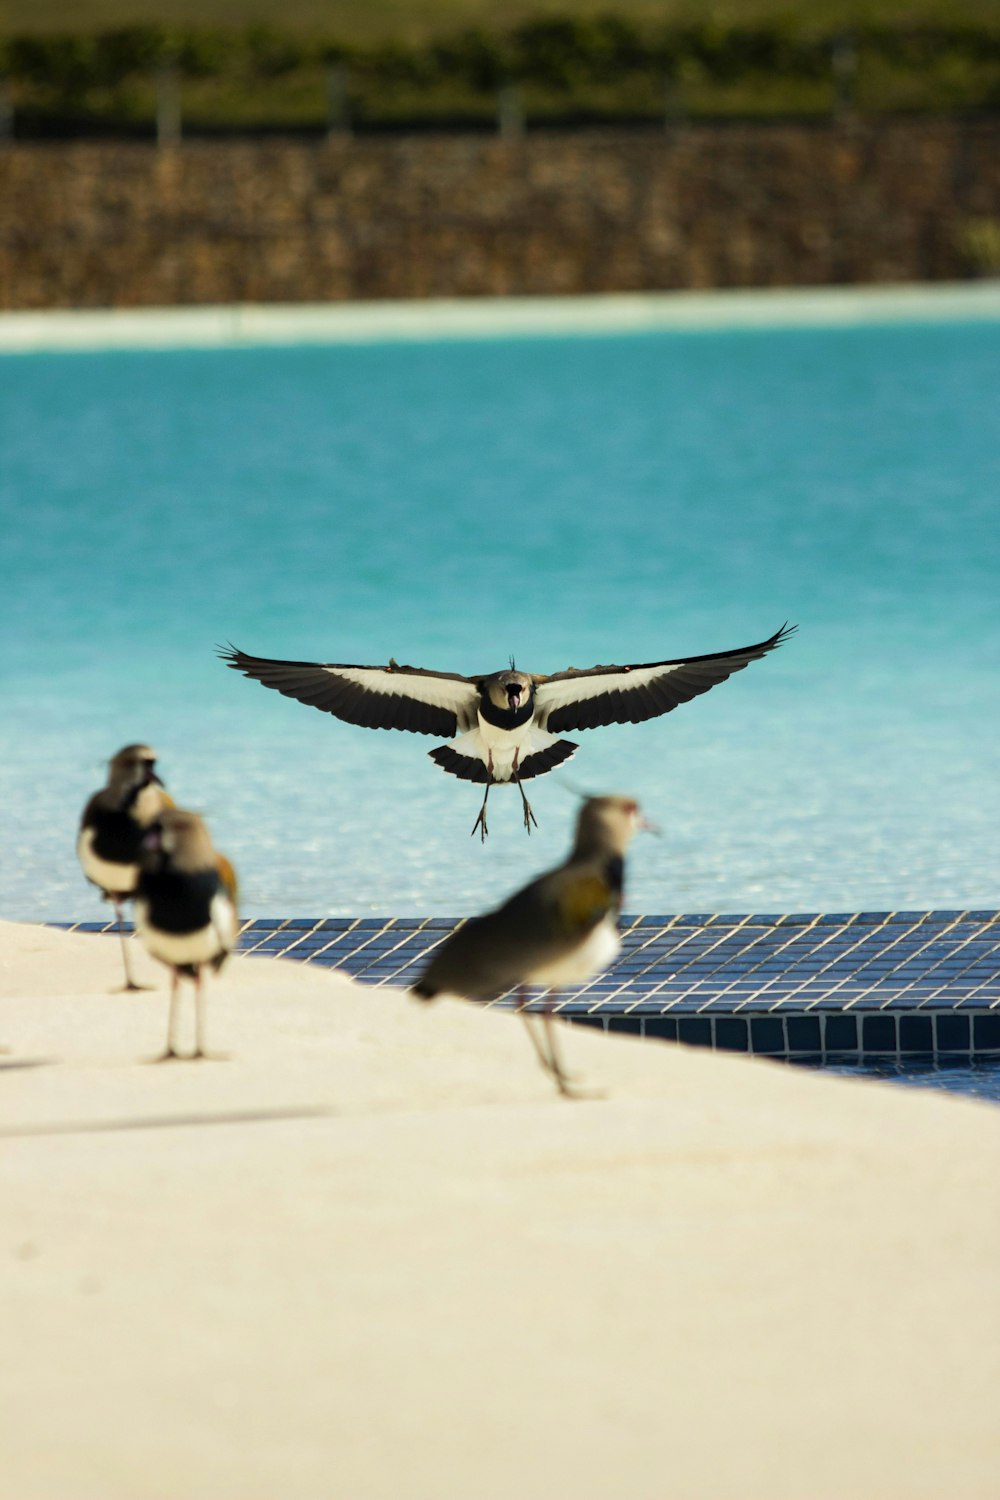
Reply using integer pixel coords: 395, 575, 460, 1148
488, 670, 533, 714
572, 795, 653, 858
139, 808, 215, 875
107, 744, 163, 799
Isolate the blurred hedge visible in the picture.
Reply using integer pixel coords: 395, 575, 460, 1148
2, 16, 999, 134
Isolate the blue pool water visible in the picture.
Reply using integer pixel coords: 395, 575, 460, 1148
820, 1059, 1000, 1104
2, 317, 999, 922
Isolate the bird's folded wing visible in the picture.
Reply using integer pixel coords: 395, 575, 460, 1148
552, 872, 616, 936
219, 647, 480, 737
532, 623, 794, 732
216, 853, 239, 907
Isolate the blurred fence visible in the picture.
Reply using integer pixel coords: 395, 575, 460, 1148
1, 19, 999, 142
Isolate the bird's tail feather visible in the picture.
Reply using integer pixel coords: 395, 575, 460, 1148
428, 738, 577, 783
514, 740, 578, 782
428, 745, 491, 783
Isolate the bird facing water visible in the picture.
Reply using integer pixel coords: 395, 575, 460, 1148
411, 794, 648, 1096
77, 744, 173, 990
135, 808, 239, 1061
220, 624, 792, 838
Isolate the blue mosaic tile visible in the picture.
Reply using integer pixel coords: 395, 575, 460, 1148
861, 1015, 897, 1052
898, 1015, 935, 1052
715, 1019, 750, 1052
786, 1016, 823, 1051
750, 1017, 786, 1053
59, 908, 1000, 1061
600, 1015, 641, 1036
824, 1015, 859, 1049
974, 1015, 1000, 1048
676, 1018, 713, 1048
935, 1014, 971, 1051
641, 1018, 679, 1040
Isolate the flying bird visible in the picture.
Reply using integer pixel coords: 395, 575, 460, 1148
220, 623, 793, 838
411, 794, 648, 1097
135, 808, 239, 1061
77, 743, 173, 990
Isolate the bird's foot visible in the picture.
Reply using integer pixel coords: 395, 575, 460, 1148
147, 1047, 186, 1064
116, 980, 153, 994
190, 1048, 230, 1062
470, 808, 489, 842
551, 1073, 605, 1102
521, 800, 538, 834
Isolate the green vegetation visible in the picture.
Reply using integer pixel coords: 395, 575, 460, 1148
2, 10, 998, 135
10, 0, 1000, 40
956, 218, 1000, 275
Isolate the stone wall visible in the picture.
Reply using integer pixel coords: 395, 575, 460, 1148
1, 119, 998, 309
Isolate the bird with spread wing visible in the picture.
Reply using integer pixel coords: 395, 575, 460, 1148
219, 623, 793, 838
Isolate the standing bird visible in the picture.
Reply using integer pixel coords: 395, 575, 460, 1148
219, 625, 792, 839
134, 809, 239, 1061
411, 794, 648, 1097
77, 743, 173, 990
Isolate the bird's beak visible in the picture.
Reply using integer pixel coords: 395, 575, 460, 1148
638, 814, 661, 836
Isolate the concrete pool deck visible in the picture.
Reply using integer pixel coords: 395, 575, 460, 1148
2, 918, 998, 1500
2, 280, 1000, 354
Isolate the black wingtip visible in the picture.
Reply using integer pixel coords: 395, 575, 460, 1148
216, 642, 244, 668
773, 622, 798, 647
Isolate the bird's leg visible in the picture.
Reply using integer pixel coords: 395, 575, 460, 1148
517, 990, 598, 1100
541, 1010, 580, 1099
517, 992, 552, 1076
151, 973, 183, 1062
543, 1009, 605, 1101
516, 991, 583, 1098
188, 970, 228, 1060
511, 750, 537, 834
193, 969, 208, 1059
113, 896, 150, 992
470, 754, 494, 842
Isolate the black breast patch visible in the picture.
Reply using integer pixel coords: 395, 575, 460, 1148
89, 807, 144, 865
477, 694, 535, 732
139, 868, 221, 934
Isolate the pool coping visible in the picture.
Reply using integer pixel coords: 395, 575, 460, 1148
52, 909, 1000, 1064
4, 280, 1000, 355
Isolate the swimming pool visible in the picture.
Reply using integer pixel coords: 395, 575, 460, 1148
2, 305, 999, 923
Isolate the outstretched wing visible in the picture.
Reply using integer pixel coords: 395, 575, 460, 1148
533, 624, 795, 733
219, 645, 480, 737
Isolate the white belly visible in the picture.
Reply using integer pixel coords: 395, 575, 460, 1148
135, 893, 237, 969
77, 829, 137, 897
443, 715, 562, 783
529, 919, 621, 990
475, 711, 537, 780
